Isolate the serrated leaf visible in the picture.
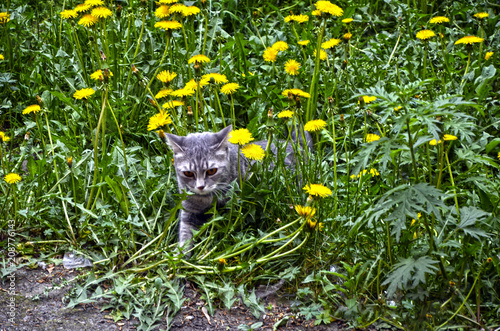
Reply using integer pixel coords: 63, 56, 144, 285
382, 256, 438, 297
456, 206, 490, 239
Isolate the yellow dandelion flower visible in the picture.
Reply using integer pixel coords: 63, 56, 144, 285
170, 87, 195, 97
342, 18, 353, 23
429, 16, 449, 24
485, 52, 493, 60
4, 173, 22, 184
90, 69, 113, 80
294, 205, 316, 219
486, 257, 493, 263
60, 9, 78, 19
369, 168, 380, 176
443, 134, 457, 141
73, 88, 96, 100
158, 0, 178, 3
272, 41, 289, 52
321, 38, 341, 49
241, 144, 265, 161
298, 40, 310, 46
162, 100, 184, 109
201, 73, 229, 85
282, 88, 311, 98
0, 12, 11, 24
303, 183, 332, 198
0, 54, 4, 60
154, 20, 182, 31
343, 33, 352, 41
416, 29, 435, 40
220, 83, 240, 95
304, 119, 327, 132
0, 131, 10, 143
394, 106, 402, 111
78, 14, 98, 27
184, 79, 199, 90
277, 110, 294, 119
359, 95, 377, 104
455, 36, 484, 45
169, 3, 186, 14
228, 128, 254, 146
311, 9, 322, 16
157, 70, 177, 83
263, 47, 278, 62
22, 105, 41, 115
365, 133, 380, 143
91, 6, 112, 18
429, 139, 441, 146
218, 258, 227, 265
313, 49, 328, 60
85, 0, 104, 6
182, 6, 201, 17
188, 54, 210, 64
241, 71, 254, 77
284, 14, 309, 23
474, 12, 489, 19
307, 218, 318, 229
315, 1, 343, 16
74, 4, 92, 13
497, 152, 500, 160
147, 111, 172, 131
155, 88, 173, 99
155, 5, 170, 18
284, 59, 301, 75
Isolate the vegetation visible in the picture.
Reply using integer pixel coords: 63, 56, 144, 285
1, 0, 499, 329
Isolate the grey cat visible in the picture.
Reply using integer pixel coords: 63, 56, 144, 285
164, 125, 311, 255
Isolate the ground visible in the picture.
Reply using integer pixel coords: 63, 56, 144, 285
0, 264, 348, 330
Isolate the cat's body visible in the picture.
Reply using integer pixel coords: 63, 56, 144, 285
164, 125, 310, 254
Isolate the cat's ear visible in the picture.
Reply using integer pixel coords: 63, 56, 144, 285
164, 133, 185, 155
213, 125, 232, 150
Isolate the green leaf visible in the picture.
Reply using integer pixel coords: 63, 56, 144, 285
456, 206, 490, 239
382, 256, 438, 297
105, 175, 130, 217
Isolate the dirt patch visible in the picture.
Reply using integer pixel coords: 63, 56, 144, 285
1, 265, 347, 330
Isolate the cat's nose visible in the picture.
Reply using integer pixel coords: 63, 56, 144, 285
197, 186, 205, 191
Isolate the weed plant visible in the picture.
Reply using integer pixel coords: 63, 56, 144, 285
1, 0, 499, 329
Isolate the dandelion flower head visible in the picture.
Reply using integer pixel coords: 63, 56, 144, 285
321, 38, 341, 49
272, 41, 289, 52
359, 95, 377, 104
429, 139, 441, 146
170, 87, 195, 97
241, 144, 265, 161
298, 40, 310, 46
342, 18, 353, 23
158, 0, 178, 3
303, 183, 332, 198
343, 33, 352, 40
443, 134, 457, 141
284, 59, 301, 75
78, 14, 99, 27
485, 52, 493, 60
60, 9, 78, 19
455, 36, 484, 45
22, 105, 41, 115
416, 29, 435, 40
365, 133, 380, 143
188, 54, 210, 64
304, 119, 327, 132
474, 12, 489, 19
85, 0, 104, 6
284, 14, 309, 23
429, 16, 449, 24
315, 1, 343, 16
0, 131, 10, 142
90, 69, 113, 81
295, 205, 316, 219
277, 110, 294, 119
182, 6, 201, 16
313, 49, 328, 60
73, 88, 96, 100
91, 6, 112, 18
157, 70, 177, 83
155, 5, 170, 18
0, 54, 4, 60
201, 73, 229, 85
155, 88, 173, 99
228, 128, 254, 146
147, 111, 172, 131
169, 3, 187, 14
220, 83, 240, 95
263, 47, 278, 62
162, 100, 184, 109
4, 173, 22, 184
0, 12, 11, 24
74, 4, 92, 13
282, 88, 311, 98
154, 20, 182, 30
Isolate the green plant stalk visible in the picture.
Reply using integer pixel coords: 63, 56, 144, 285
44, 112, 76, 245
70, 167, 78, 225
146, 34, 171, 92
106, 100, 128, 173
445, 147, 460, 219
436, 141, 446, 188
213, 87, 227, 127
422, 41, 428, 80
72, 28, 90, 86
437, 268, 482, 329
58, 0, 66, 47
406, 118, 419, 183
306, 17, 326, 121
124, 12, 146, 93
460, 50, 471, 87
87, 88, 108, 210
229, 94, 236, 127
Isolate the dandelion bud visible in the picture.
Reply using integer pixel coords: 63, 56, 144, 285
116, 4, 122, 17
342, 60, 348, 69
36, 95, 43, 106
436, 116, 442, 122
132, 65, 139, 75
340, 114, 344, 122
449, 281, 455, 287
100, 50, 107, 61
157, 129, 165, 140
187, 106, 193, 116
24, 131, 31, 140
267, 108, 273, 117
295, 96, 301, 108
487, 257, 493, 263
66, 156, 73, 168
328, 96, 334, 104
287, 91, 293, 100
358, 96, 365, 107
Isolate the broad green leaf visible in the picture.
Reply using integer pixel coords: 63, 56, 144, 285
382, 256, 438, 297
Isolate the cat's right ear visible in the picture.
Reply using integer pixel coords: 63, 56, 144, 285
213, 125, 232, 150
164, 133, 184, 155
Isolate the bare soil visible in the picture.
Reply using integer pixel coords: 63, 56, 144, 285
0, 265, 347, 330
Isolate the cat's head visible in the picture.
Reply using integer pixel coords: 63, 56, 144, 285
164, 125, 232, 195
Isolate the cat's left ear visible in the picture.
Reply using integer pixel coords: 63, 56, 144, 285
164, 133, 185, 155
213, 125, 232, 150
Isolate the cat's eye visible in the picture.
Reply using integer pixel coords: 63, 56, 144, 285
183, 171, 195, 177
206, 168, 217, 176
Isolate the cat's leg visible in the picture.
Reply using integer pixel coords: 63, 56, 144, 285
178, 210, 211, 257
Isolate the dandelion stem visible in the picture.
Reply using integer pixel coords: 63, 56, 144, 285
445, 145, 460, 219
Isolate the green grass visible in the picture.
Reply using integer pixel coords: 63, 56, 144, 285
1, 0, 500, 329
